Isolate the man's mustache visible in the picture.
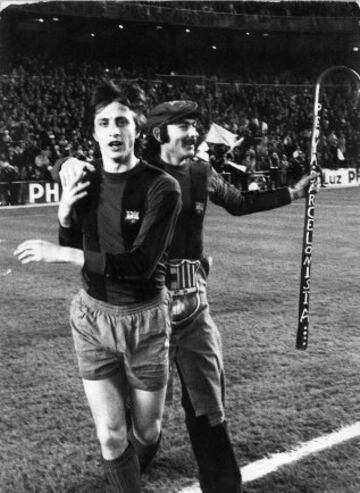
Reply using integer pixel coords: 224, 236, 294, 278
182, 137, 197, 146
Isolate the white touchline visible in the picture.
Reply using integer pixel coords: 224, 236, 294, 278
178, 422, 360, 493
0, 203, 58, 210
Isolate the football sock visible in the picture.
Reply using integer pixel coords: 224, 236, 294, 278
102, 443, 141, 493
129, 426, 162, 474
178, 367, 242, 493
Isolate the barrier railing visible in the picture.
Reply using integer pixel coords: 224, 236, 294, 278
0, 180, 60, 206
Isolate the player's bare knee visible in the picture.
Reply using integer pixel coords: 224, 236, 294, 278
134, 419, 161, 445
97, 422, 128, 457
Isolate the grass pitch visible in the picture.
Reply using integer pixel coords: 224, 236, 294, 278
1, 187, 359, 492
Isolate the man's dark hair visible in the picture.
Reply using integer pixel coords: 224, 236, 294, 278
144, 125, 170, 161
89, 79, 148, 158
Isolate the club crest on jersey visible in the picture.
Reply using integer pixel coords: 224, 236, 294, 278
194, 201, 205, 215
125, 210, 140, 224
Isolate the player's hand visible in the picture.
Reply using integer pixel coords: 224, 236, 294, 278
60, 168, 90, 209
60, 158, 95, 188
289, 172, 320, 201
14, 240, 66, 264
58, 166, 90, 227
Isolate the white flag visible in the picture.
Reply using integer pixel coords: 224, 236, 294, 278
205, 123, 243, 150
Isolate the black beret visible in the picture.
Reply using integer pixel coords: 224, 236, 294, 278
147, 100, 201, 129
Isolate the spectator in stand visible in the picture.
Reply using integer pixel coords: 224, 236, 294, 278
268, 150, 280, 189
279, 153, 290, 186
9, 142, 26, 172
34, 148, 53, 181
2, 129, 12, 149
49, 143, 64, 165
242, 147, 257, 173
327, 129, 339, 168
17, 165, 32, 204
241, 147, 257, 190
19, 162, 36, 181
0, 152, 18, 205
288, 150, 306, 187
209, 143, 229, 174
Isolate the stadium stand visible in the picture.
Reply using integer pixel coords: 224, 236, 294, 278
0, 1, 359, 203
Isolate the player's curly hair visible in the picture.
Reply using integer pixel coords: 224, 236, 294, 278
89, 79, 148, 158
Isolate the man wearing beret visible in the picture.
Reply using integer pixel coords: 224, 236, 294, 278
143, 100, 315, 493
56, 99, 315, 493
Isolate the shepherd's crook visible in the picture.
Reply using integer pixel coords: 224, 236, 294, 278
296, 65, 360, 350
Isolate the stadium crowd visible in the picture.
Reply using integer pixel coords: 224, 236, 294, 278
1, 53, 359, 203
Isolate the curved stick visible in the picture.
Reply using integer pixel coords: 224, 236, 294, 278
296, 65, 360, 350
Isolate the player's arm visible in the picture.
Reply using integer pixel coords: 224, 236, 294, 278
14, 162, 91, 265
208, 166, 315, 215
84, 175, 182, 281
14, 240, 84, 266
